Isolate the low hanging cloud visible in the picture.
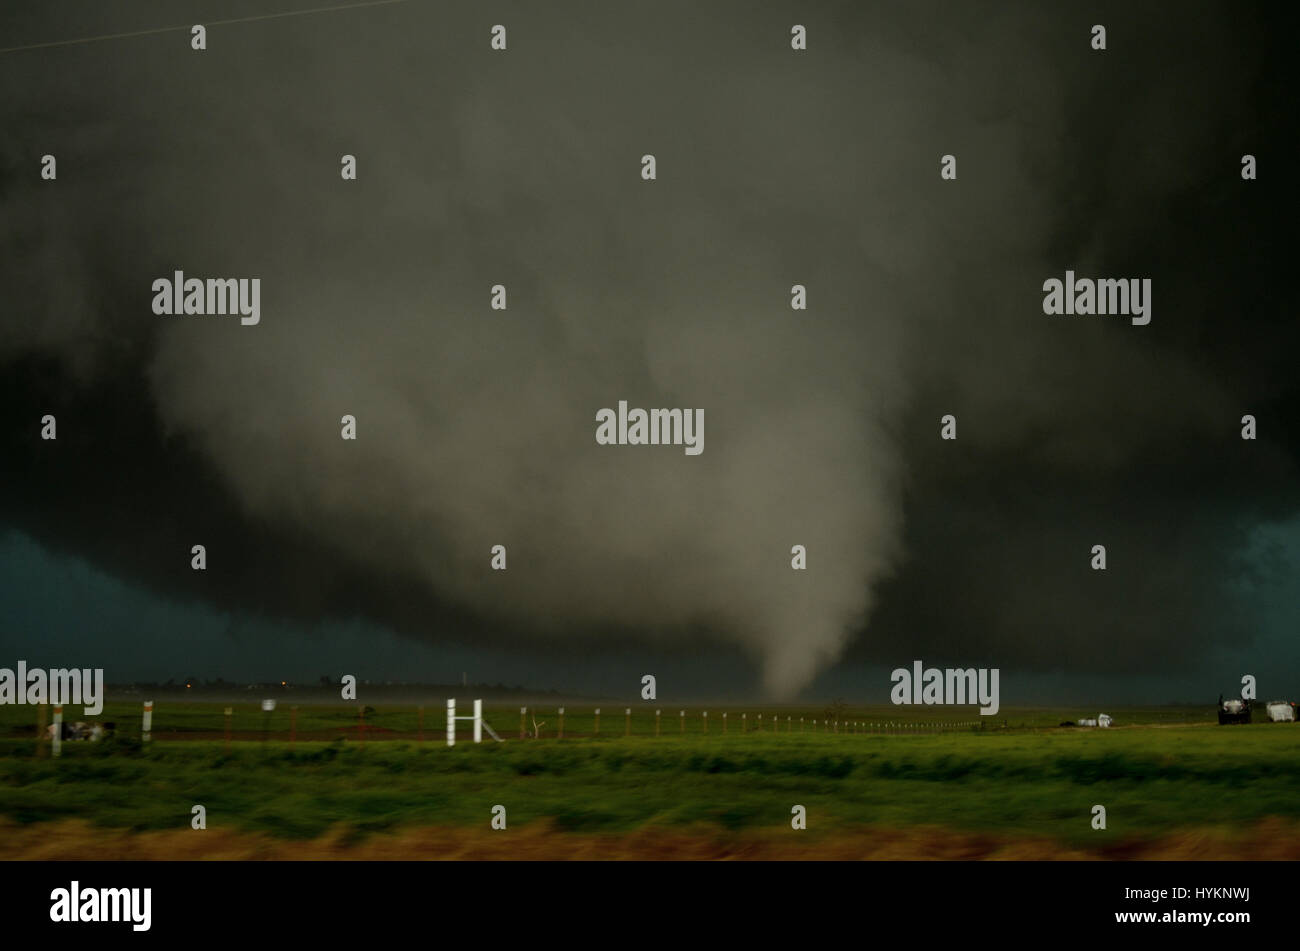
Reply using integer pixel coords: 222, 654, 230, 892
1, 2, 1293, 696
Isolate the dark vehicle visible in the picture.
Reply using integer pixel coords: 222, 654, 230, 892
1218, 694, 1252, 725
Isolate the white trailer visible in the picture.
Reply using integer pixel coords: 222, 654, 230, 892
1265, 701, 1296, 722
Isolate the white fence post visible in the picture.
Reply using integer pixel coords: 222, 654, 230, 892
52, 705, 63, 758
142, 700, 153, 743
448, 698, 486, 747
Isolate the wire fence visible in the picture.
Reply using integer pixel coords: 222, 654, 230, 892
18, 699, 991, 753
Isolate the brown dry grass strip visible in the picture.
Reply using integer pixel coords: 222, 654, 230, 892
3, 817, 1300, 860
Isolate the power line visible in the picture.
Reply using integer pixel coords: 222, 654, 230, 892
0, 0, 411, 55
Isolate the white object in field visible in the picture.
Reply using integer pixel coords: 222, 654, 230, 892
262, 699, 276, 712
446, 698, 487, 746
1266, 701, 1296, 722
142, 700, 153, 741
52, 705, 63, 757
1222, 699, 1245, 714
1098, 713, 1112, 728
1078, 718, 1098, 727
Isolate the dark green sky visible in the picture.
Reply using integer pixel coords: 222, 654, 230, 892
0, 1, 1295, 702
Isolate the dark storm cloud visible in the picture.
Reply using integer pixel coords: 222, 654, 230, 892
0, 1, 1294, 695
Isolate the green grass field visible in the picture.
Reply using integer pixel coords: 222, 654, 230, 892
2, 700, 1298, 858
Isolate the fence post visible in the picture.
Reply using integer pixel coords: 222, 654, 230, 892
520, 706, 526, 740
679, 710, 685, 733
558, 707, 565, 740
703, 710, 708, 734
446, 698, 455, 747
625, 708, 631, 737
595, 708, 601, 736
142, 700, 153, 744
36, 703, 47, 758
723, 711, 727, 734
655, 709, 661, 737
474, 699, 483, 743
52, 705, 62, 758
742, 713, 747, 733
